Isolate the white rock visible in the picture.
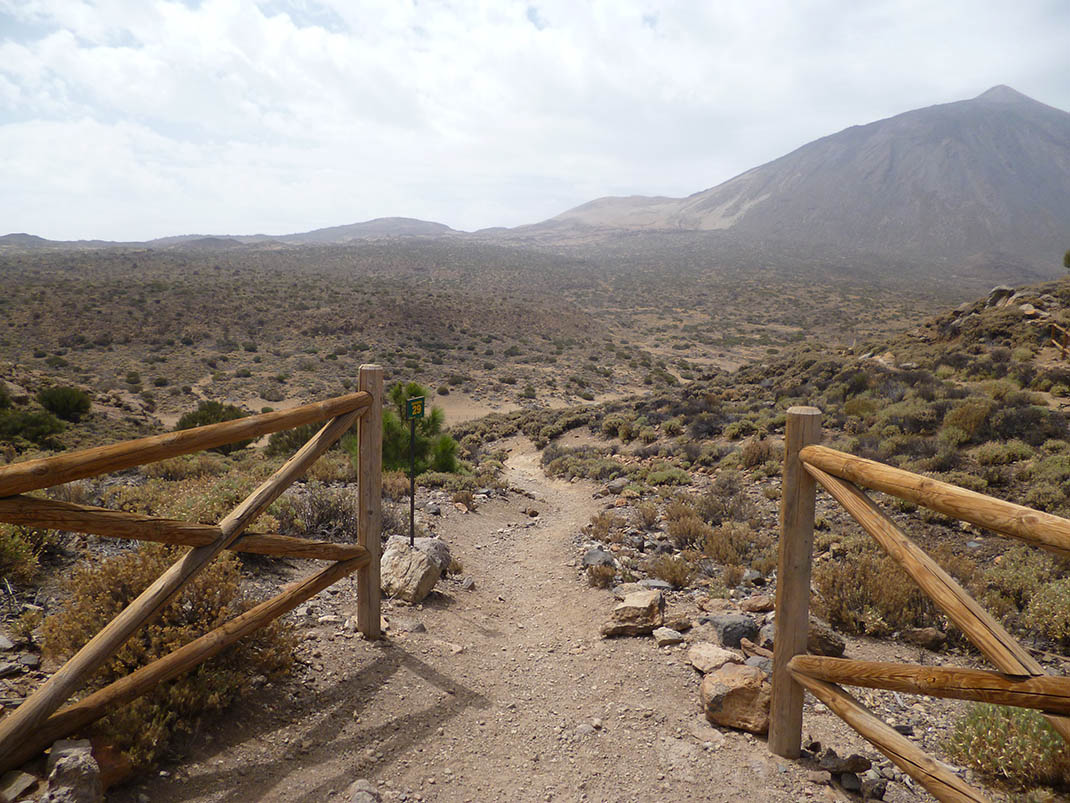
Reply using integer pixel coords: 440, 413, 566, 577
688, 642, 743, 674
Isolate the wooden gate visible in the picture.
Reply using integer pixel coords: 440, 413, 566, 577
770, 406, 1070, 803
0, 365, 383, 773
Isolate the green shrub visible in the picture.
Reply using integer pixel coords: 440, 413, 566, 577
41, 545, 294, 769
666, 514, 713, 549
974, 439, 1034, 465
175, 401, 252, 454
0, 383, 11, 409
941, 398, 992, 442
946, 704, 1070, 790
0, 408, 65, 447
37, 386, 91, 422
0, 524, 39, 583
1023, 577, 1070, 646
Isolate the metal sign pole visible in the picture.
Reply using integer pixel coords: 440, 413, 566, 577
409, 415, 416, 547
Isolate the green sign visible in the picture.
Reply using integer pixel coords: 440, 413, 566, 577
405, 396, 426, 420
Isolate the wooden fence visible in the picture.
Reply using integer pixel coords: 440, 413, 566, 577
770, 406, 1070, 803
1051, 322, 1070, 358
0, 365, 383, 773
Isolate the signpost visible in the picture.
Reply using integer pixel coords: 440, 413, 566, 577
405, 396, 425, 547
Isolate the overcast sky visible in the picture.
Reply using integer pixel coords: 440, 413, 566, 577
1, 0, 1068, 241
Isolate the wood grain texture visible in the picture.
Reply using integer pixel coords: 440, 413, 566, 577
0, 409, 361, 768
800, 444, 1070, 558
769, 406, 822, 758
0, 495, 364, 560
0, 391, 369, 498
790, 670, 990, 803
356, 365, 383, 639
0, 553, 367, 773
789, 656, 1070, 715
804, 463, 1070, 743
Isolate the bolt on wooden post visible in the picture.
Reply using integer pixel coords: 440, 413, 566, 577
769, 406, 822, 758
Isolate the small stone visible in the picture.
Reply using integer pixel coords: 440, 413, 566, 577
744, 655, 772, 676
804, 770, 831, 785
43, 739, 102, 803
601, 590, 664, 637
639, 578, 672, 592
819, 748, 871, 774
700, 663, 771, 735
841, 772, 861, 792
460, 577, 476, 591
424, 503, 441, 516
582, 548, 616, 569
317, 615, 342, 625
1, 770, 38, 802
740, 594, 774, 613
0, 662, 20, 679
17, 653, 39, 669
808, 618, 846, 657
0, 634, 14, 651
652, 627, 684, 646
862, 776, 887, 800
688, 643, 743, 674
700, 613, 759, 649
380, 541, 440, 603
346, 778, 381, 803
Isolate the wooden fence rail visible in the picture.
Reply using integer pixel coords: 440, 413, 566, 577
770, 406, 1070, 803
1051, 322, 1070, 359
0, 367, 383, 774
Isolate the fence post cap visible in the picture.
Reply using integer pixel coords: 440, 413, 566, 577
787, 406, 822, 416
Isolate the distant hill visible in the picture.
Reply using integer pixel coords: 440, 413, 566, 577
279, 217, 455, 243
0, 233, 50, 248
515, 86, 1070, 273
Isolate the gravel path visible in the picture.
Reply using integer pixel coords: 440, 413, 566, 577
112, 441, 919, 803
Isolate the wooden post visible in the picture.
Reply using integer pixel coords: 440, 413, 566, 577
769, 405, 822, 758
357, 365, 383, 638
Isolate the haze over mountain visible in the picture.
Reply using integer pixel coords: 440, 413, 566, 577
517, 86, 1070, 271
3, 87, 1067, 281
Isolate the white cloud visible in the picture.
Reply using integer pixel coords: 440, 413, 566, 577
0, 0, 1067, 239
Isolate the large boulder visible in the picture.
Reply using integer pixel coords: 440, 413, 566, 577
387, 536, 451, 574
700, 663, 771, 735
601, 590, 664, 637
380, 541, 440, 603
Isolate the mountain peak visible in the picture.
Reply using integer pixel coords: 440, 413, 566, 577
975, 85, 1032, 104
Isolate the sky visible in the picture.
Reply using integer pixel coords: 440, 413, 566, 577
1, 0, 1068, 241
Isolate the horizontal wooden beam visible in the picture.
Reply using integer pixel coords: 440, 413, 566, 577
0, 495, 364, 561
799, 444, 1070, 559
789, 656, 1070, 716
805, 463, 1070, 744
790, 670, 990, 803
0, 411, 361, 769
0, 552, 367, 772
0, 392, 369, 498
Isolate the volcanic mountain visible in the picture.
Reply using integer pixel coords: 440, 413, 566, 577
525, 86, 1070, 271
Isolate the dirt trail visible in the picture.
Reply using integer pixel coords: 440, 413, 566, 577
114, 440, 854, 803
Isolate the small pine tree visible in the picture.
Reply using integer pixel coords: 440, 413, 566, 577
353, 381, 459, 474
1064, 249, 1070, 271
37, 386, 91, 422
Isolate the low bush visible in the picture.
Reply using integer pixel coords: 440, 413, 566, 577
946, 704, 1070, 791
646, 553, 696, 588
1023, 577, 1070, 647
0, 409, 64, 448
0, 524, 39, 584
667, 514, 713, 549
285, 482, 358, 542
41, 545, 294, 769
37, 386, 91, 422
382, 470, 411, 500
175, 401, 251, 454
587, 564, 616, 588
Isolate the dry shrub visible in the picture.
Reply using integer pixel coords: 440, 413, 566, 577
382, 470, 411, 501
1023, 577, 1070, 646
667, 514, 713, 549
282, 482, 358, 542
942, 398, 993, 441
42, 545, 294, 769
947, 704, 1070, 791
814, 550, 937, 636
646, 553, 696, 588
663, 498, 696, 523
452, 489, 476, 510
739, 437, 780, 469
586, 564, 616, 588
695, 471, 757, 526
722, 564, 745, 587
0, 524, 39, 584
635, 501, 659, 529
141, 453, 226, 481
306, 450, 356, 483
702, 521, 775, 575
586, 511, 624, 541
